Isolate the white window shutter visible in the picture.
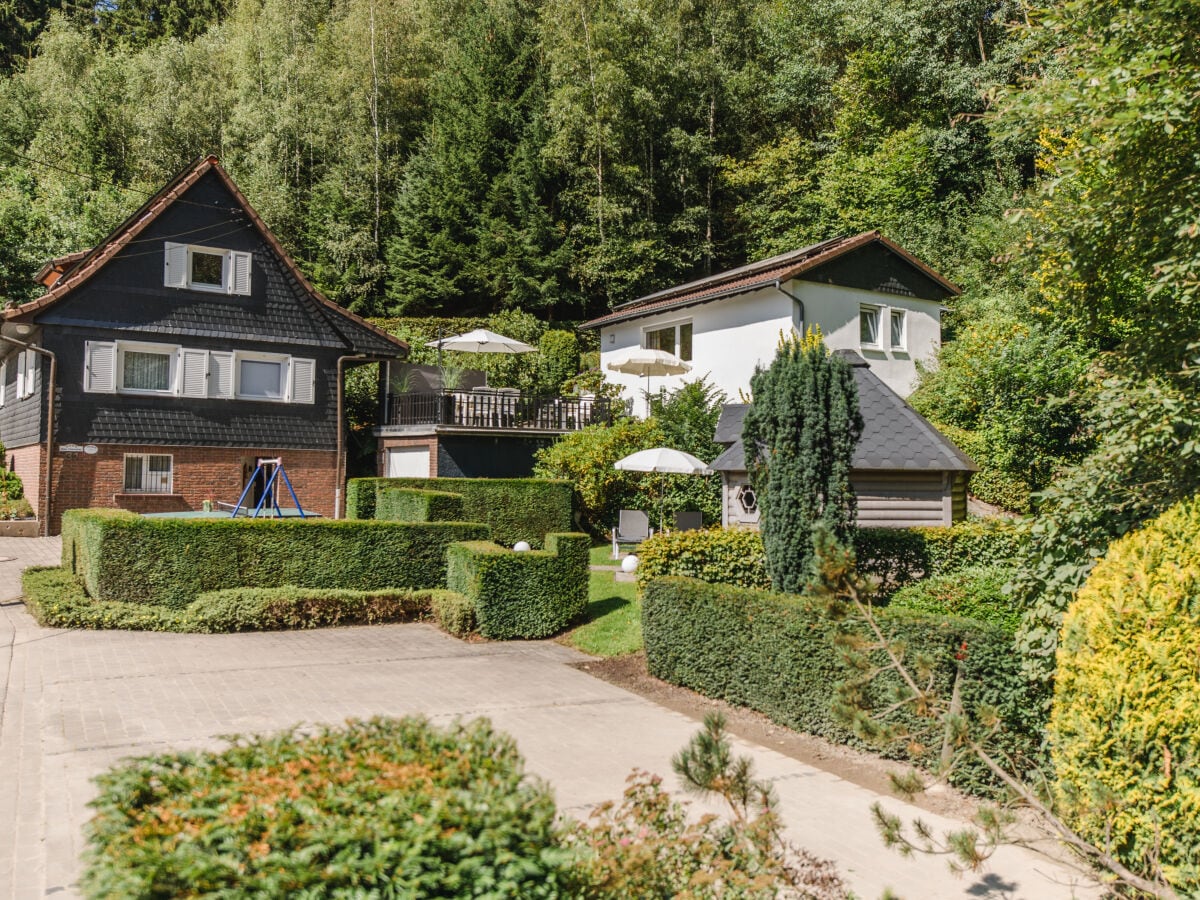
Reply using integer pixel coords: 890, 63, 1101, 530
0, 360, 7, 406
84, 341, 117, 393
24, 350, 36, 397
289, 357, 315, 404
180, 349, 209, 398
15, 352, 24, 399
164, 242, 188, 288
230, 251, 252, 295
208, 351, 234, 399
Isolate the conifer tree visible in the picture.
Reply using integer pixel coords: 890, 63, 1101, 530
742, 331, 862, 594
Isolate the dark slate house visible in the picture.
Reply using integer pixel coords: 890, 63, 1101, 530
0, 156, 408, 534
712, 351, 975, 528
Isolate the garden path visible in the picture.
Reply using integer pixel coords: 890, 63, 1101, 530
0, 536, 1100, 899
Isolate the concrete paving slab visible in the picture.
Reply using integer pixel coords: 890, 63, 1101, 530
0, 537, 1102, 899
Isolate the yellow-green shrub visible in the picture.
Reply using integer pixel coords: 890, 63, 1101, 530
1050, 496, 1200, 891
635, 528, 771, 592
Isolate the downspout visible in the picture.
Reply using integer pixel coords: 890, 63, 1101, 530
0, 334, 57, 537
774, 280, 805, 334
335, 354, 396, 520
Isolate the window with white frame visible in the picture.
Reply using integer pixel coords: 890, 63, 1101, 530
123, 453, 173, 493
644, 321, 693, 361
889, 309, 907, 350
859, 306, 881, 347
84, 341, 314, 404
164, 242, 252, 295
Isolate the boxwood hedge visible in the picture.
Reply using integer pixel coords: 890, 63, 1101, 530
82, 717, 564, 898
22, 566, 466, 634
61, 509, 488, 607
348, 476, 572, 548
641, 576, 1041, 795
447, 533, 589, 639
375, 486, 466, 522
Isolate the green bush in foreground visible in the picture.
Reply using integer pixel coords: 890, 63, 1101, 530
82, 717, 564, 898
22, 567, 466, 634
641, 576, 1041, 795
636, 527, 772, 593
888, 565, 1020, 632
375, 486, 466, 522
447, 533, 589, 639
1051, 496, 1200, 891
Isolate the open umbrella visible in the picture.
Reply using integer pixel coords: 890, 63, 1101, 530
425, 329, 536, 355
606, 348, 691, 415
614, 447, 713, 531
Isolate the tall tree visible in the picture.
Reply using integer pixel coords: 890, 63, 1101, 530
742, 333, 862, 594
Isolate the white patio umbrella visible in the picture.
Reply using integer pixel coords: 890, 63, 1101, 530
606, 348, 691, 415
614, 447, 713, 531
425, 328, 536, 355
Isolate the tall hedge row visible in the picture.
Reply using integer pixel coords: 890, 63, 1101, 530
446, 533, 589, 639
641, 576, 1041, 794
348, 477, 572, 548
61, 509, 489, 607
376, 487, 466, 522
634, 520, 1020, 596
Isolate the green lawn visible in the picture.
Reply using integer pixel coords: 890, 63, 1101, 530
564, 570, 641, 657
589, 542, 620, 567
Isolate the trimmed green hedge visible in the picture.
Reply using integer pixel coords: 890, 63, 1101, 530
82, 717, 563, 897
447, 533, 589, 639
348, 477, 572, 548
632, 520, 1020, 596
22, 566, 466, 634
376, 486, 465, 522
61, 509, 489, 607
641, 576, 1041, 795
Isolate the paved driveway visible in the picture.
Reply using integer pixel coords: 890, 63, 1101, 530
0, 537, 1099, 899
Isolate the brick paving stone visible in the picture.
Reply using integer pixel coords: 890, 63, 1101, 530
0, 538, 1102, 900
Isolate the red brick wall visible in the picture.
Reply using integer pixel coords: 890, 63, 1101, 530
377, 436, 438, 477
47, 443, 339, 534
7, 443, 43, 520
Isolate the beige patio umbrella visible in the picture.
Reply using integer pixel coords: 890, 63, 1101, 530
614, 447, 713, 531
606, 348, 691, 415
425, 329, 537, 355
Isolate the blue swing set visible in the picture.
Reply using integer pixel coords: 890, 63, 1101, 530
228, 458, 308, 519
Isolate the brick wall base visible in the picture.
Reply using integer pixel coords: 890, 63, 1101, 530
7, 443, 43, 520
47, 444, 339, 534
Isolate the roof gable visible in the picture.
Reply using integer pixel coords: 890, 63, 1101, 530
7, 156, 407, 357
580, 231, 959, 331
710, 355, 975, 473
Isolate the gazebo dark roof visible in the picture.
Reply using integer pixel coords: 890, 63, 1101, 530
710, 352, 975, 473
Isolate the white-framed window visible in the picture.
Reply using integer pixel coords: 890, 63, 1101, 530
859, 305, 881, 348
117, 342, 178, 395
123, 453, 173, 494
643, 320, 693, 361
163, 242, 252, 295
85, 341, 314, 404
13, 349, 38, 400
889, 309, 907, 350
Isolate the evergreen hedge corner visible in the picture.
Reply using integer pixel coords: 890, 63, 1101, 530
376, 487, 466, 522
446, 533, 589, 640
60, 509, 489, 607
346, 477, 573, 547
640, 576, 1042, 796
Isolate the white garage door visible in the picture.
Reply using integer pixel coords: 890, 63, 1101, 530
386, 447, 431, 478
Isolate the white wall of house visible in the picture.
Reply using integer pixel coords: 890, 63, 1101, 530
598, 279, 941, 410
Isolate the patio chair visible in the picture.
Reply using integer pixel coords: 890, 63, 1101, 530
673, 510, 703, 532
612, 509, 651, 559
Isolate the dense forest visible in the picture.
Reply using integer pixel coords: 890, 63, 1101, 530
0, 0, 1031, 320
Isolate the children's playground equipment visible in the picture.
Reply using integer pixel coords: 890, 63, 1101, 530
226, 458, 307, 519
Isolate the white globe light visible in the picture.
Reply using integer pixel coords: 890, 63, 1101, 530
513, 541, 532, 552
621, 554, 639, 573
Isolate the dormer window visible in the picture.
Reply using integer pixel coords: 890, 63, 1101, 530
164, 242, 252, 295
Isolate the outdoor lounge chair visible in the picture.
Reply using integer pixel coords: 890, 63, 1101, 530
612, 509, 651, 558
673, 510, 703, 532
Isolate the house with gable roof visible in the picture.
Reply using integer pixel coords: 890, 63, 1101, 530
579, 231, 959, 404
0, 156, 408, 534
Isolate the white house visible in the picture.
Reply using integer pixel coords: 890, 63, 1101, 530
579, 231, 959, 405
